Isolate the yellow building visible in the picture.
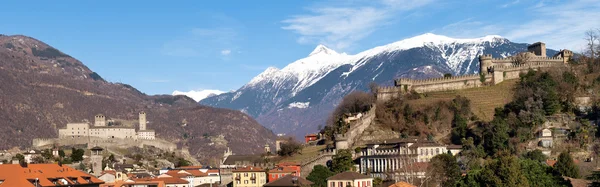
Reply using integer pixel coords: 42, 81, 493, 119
233, 166, 267, 187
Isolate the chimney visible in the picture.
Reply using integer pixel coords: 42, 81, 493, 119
19, 160, 28, 168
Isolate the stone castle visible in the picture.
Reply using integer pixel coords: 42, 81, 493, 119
377, 42, 574, 100
57, 112, 155, 140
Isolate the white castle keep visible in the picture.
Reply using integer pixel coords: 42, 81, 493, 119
58, 112, 155, 140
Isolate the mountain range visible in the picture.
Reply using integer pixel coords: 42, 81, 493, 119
199, 33, 558, 138
0, 34, 275, 162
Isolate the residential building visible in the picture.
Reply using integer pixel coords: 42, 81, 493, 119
263, 175, 313, 187
358, 139, 453, 179
100, 180, 166, 187
159, 168, 220, 186
0, 163, 105, 186
446, 145, 462, 156
268, 166, 299, 182
233, 167, 267, 187
538, 128, 553, 148
304, 134, 318, 143
23, 150, 42, 163
326, 171, 373, 187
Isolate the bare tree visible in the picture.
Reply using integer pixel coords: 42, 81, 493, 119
585, 29, 599, 63
512, 52, 531, 65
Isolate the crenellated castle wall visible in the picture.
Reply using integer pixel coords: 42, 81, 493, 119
376, 46, 570, 101
32, 136, 177, 151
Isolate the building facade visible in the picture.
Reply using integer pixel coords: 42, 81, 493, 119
233, 167, 267, 187
327, 172, 372, 187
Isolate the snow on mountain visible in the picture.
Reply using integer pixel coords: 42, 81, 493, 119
172, 89, 225, 102
200, 33, 541, 139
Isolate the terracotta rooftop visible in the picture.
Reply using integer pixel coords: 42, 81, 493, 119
233, 166, 266, 172
134, 176, 189, 184
327, 172, 371, 180
264, 175, 313, 187
0, 163, 104, 187
100, 180, 166, 187
269, 166, 298, 173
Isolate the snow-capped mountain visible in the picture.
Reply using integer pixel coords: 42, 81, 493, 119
200, 33, 556, 138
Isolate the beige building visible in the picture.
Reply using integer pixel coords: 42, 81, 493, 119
233, 167, 267, 187
58, 112, 155, 140
327, 172, 373, 187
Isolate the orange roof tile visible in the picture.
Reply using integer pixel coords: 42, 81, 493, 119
0, 163, 104, 187
233, 166, 266, 172
101, 180, 166, 187
134, 176, 189, 184
268, 166, 298, 173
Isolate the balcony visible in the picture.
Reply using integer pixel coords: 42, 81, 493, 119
235, 176, 241, 180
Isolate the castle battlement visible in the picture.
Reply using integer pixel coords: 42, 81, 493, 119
377, 41, 571, 101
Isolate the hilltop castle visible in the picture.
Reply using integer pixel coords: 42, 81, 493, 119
57, 112, 155, 140
377, 42, 573, 100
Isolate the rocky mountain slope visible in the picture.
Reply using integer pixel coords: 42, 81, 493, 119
200, 33, 558, 138
0, 34, 275, 162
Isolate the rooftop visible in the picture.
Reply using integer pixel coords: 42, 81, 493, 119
0, 163, 104, 187
233, 166, 265, 172
222, 155, 262, 165
264, 175, 313, 187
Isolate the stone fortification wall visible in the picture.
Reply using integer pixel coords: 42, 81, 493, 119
32, 137, 176, 151
395, 74, 492, 93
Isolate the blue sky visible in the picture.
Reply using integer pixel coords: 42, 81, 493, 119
1, 0, 598, 97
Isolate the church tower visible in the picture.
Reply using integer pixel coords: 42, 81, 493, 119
90, 146, 104, 176
139, 111, 147, 131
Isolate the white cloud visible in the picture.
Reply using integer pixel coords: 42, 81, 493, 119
436, 0, 600, 51
172, 89, 226, 102
501, 0, 520, 8
282, 0, 434, 51
221, 49, 231, 55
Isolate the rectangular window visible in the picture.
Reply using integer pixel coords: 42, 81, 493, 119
331, 182, 335, 187
244, 180, 248, 184
244, 173, 248, 177
252, 180, 256, 184
368, 181, 371, 186
339, 182, 343, 187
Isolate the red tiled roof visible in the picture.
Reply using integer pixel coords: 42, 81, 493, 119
233, 166, 266, 172
0, 164, 104, 187
269, 166, 298, 174
134, 177, 189, 184
101, 180, 166, 187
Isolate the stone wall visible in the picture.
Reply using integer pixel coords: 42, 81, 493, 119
32, 137, 177, 151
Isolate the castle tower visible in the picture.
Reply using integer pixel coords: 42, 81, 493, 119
527, 42, 546, 57
139, 111, 147, 131
90, 146, 104, 176
94, 114, 106, 127
561, 50, 573, 64
479, 54, 493, 75
264, 144, 271, 154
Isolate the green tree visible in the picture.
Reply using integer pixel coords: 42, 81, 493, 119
520, 159, 568, 187
13, 153, 24, 162
522, 149, 547, 163
331, 149, 354, 173
70, 148, 85, 162
41, 149, 53, 160
479, 151, 529, 187
58, 150, 65, 158
176, 158, 191, 167
450, 113, 468, 145
429, 153, 461, 187
307, 165, 334, 187
373, 177, 383, 186
483, 118, 510, 156
554, 151, 579, 178
586, 170, 600, 187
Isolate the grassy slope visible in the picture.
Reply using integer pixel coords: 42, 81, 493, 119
279, 145, 326, 163
408, 80, 517, 121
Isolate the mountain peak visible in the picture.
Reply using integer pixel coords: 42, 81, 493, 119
309, 44, 337, 56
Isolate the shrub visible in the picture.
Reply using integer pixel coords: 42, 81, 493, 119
31, 47, 70, 58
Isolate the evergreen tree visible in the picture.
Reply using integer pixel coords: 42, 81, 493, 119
307, 165, 334, 187
520, 159, 568, 187
430, 153, 461, 187
483, 118, 510, 156
479, 151, 529, 187
450, 113, 468, 145
554, 151, 579, 178
522, 149, 547, 163
331, 149, 355, 173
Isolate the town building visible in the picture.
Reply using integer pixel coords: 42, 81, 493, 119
0, 163, 105, 186
538, 128, 553, 148
158, 168, 221, 186
133, 177, 189, 187
263, 175, 313, 187
326, 171, 373, 187
100, 180, 166, 187
358, 138, 456, 179
220, 148, 273, 186
23, 150, 42, 164
304, 134, 318, 143
233, 166, 268, 187
58, 112, 155, 140
268, 165, 300, 182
